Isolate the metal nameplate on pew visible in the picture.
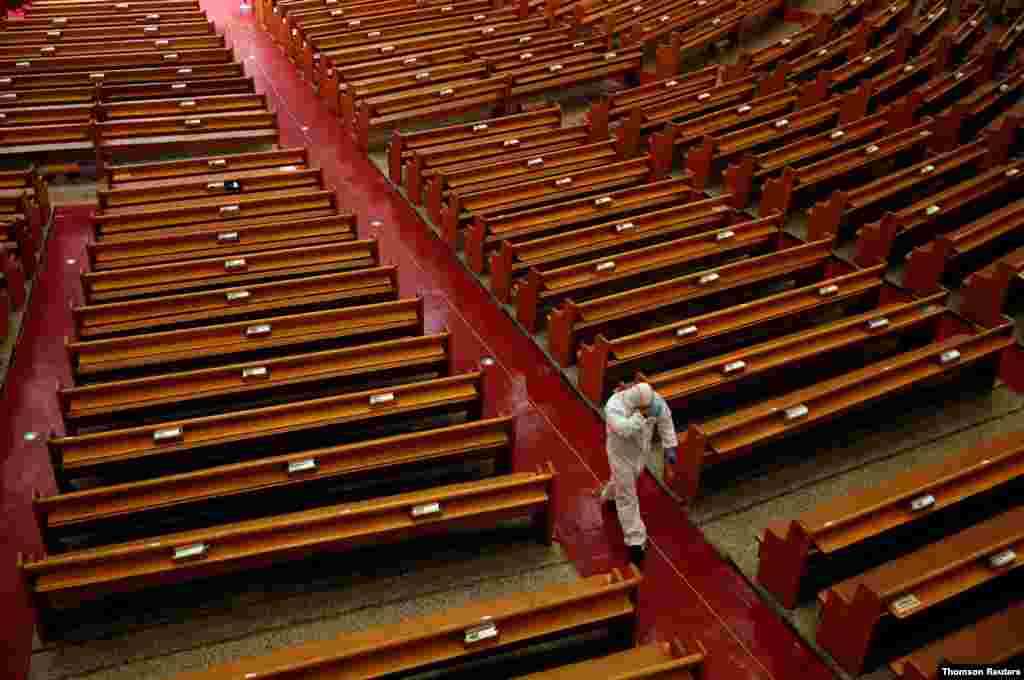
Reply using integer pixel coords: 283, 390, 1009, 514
145, 26, 159, 33
866, 317, 889, 330
595, 261, 616, 273
218, 231, 239, 243
224, 258, 247, 270
909, 494, 935, 512
163, 53, 180, 61
209, 159, 228, 168
891, 594, 921, 615
715, 230, 735, 241
464, 620, 498, 645
370, 392, 395, 405
220, 205, 240, 215
925, 205, 941, 216
172, 83, 188, 90
988, 549, 1016, 569
698, 272, 720, 285
722, 360, 746, 374
246, 324, 272, 337
411, 501, 441, 518
47, 30, 62, 38
226, 290, 250, 302
783, 404, 808, 421
242, 366, 268, 379
938, 349, 961, 365
178, 68, 193, 75
179, 99, 196, 108
676, 324, 698, 338
818, 284, 839, 296
173, 543, 208, 561
153, 426, 183, 443
526, 158, 544, 168
287, 458, 317, 474
614, 222, 634, 232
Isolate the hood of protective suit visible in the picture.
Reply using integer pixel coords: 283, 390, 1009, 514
621, 383, 653, 412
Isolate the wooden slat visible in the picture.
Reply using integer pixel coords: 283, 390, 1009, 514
107, 147, 308, 184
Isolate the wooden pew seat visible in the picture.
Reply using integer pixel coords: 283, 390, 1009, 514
672, 319, 1015, 502
889, 600, 1024, 680
22, 465, 555, 624
37, 416, 512, 550
758, 430, 1024, 608
817, 503, 1024, 674
60, 331, 450, 430
166, 564, 645, 680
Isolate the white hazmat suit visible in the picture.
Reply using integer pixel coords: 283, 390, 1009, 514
601, 383, 679, 548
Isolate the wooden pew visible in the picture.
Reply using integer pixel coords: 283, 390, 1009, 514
854, 158, 1024, 266
410, 124, 591, 206
72, 265, 398, 339
0, 122, 94, 164
785, 22, 875, 83
66, 295, 422, 381
467, 177, 695, 273
758, 430, 1024, 609
94, 110, 280, 172
22, 465, 555, 627
49, 369, 482, 485
817, 502, 1024, 674
38, 415, 510, 549
805, 137, 996, 242
0, 48, 237, 77
80, 236, 378, 302
106, 147, 309, 185
823, 27, 912, 93
723, 97, 918, 209
96, 78, 258, 105
91, 187, 336, 240
934, 68, 1024, 143
21, 1, 202, 17
673, 318, 1015, 503
652, 85, 830, 178
490, 195, 735, 302
738, 15, 833, 75
960, 245, 1024, 328
0, 35, 224, 61
0, 20, 216, 46
0, 103, 93, 126
164, 564, 644, 680
516, 214, 784, 336
321, 45, 470, 111
86, 213, 355, 270
97, 165, 322, 210
353, 75, 511, 151
386, 102, 561, 190
889, 600, 1024, 680
426, 139, 620, 225
505, 48, 644, 103
4, 10, 208, 31
644, 291, 948, 414
586, 65, 721, 128
759, 117, 938, 218
685, 85, 871, 189
0, 63, 244, 92
903, 197, 1024, 296
300, 9, 523, 82
439, 155, 655, 247
547, 237, 840, 368
577, 265, 888, 405
337, 61, 490, 126
518, 639, 706, 679
60, 331, 450, 430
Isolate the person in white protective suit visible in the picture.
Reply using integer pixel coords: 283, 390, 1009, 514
595, 382, 679, 567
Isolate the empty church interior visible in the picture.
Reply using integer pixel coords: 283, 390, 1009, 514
2, 0, 1024, 676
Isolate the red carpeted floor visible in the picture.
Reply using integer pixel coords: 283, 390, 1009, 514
0, 4, 839, 678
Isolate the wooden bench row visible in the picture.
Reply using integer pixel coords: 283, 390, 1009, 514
671, 316, 1015, 502
22, 463, 555, 621
758, 430, 1024, 609
166, 567, 660, 680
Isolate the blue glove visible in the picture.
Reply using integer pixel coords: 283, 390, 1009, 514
665, 447, 678, 465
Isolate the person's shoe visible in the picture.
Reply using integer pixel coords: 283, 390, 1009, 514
628, 544, 646, 569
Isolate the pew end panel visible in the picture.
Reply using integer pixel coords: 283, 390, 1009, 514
756, 520, 815, 609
